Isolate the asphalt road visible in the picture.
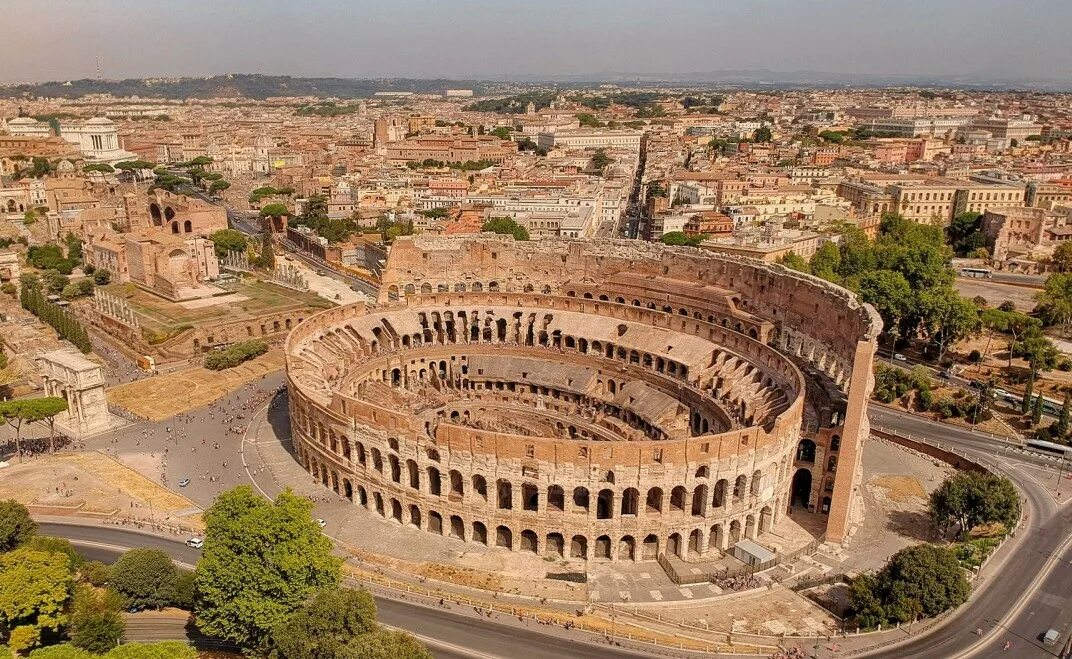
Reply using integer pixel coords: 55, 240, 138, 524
865, 405, 1072, 659
40, 403, 1072, 659
43, 522, 662, 659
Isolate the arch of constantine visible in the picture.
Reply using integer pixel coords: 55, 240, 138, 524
284, 236, 880, 564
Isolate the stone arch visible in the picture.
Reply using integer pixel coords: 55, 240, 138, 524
472, 521, 488, 545
472, 474, 488, 500
594, 535, 612, 559
449, 515, 465, 540
496, 525, 513, 549
670, 486, 687, 512
691, 484, 708, 516
573, 487, 590, 512
620, 488, 639, 516
645, 487, 664, 514
520, 530, 538, 553
619, 535, 636, 561
570, 535, 588, 559
409, 505, 422, 528
796, 439, 816, 462
689, 529, 703, 556
667, 532, 683, 558
642, 534, 659, 560
791, 468, 813, 508
390, 499, 403, 523
547, 485, 565, 511
546, 533, 565, 558
712, 479, 728, 508
428, 511, 443, 534
596, 489, 614, 519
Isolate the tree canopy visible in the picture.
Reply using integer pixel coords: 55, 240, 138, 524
660, 232, 705, 247
930, 471, 1020, 538
195, 486, 341, 653
850, 544, 969, 628
481, 217, 529, 241
1036, 272, 1072, 329
0, 500, 36, 552
270, 587, 379, 659
110, 549, 178, 610
0, 547, 75, 654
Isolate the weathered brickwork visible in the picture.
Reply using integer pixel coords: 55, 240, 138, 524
285, 236, 879, 562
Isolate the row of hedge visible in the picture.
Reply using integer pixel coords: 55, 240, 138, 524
203, 339, 268, 370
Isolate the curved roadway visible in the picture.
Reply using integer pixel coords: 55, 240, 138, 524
866, 405, 1072, 659
40, 405, 1072, 659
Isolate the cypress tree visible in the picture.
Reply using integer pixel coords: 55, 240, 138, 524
1056, 391, 1071, 440
1032, 393, 1044, 426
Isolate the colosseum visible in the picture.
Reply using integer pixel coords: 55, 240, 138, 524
284, 236, 880, 564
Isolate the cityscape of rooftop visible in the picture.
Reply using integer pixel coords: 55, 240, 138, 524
1, 3, 1072, 659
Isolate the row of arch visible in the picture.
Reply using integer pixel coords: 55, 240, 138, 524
302, 453, 777, 560
298, 430, 782, 524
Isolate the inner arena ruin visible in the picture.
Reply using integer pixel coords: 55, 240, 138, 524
284, 236, 880, 563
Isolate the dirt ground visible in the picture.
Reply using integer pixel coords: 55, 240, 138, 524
840, 437, 953, 571
644, 584, 839, 636
954, 279, 1038, 311
107, 350, 285, 421
0, 451, 201, 528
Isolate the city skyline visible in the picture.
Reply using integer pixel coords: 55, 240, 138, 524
2, 0, 1071, 84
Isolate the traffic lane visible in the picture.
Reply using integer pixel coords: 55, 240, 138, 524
376, 598, 652, 659
869, 406, 1061, 470
38, 521, 202, 565
43, 522, 660, 659
983, 514, 1072, 658
864, 410, 1063, 658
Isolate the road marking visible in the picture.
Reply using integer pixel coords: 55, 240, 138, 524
65, 538, 196, 570
383, 624, 502, 659
946, 505, 1072, 658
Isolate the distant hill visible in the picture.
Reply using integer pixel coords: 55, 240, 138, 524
1, 71, 1067, 100
0, 74, 496, 100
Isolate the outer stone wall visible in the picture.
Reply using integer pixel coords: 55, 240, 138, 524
285, 236, 880, 559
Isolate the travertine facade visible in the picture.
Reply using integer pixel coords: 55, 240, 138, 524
36, 349, 111, 437
285, 236, 879, 562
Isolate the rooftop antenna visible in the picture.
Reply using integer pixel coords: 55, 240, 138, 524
95, 56, 101, 81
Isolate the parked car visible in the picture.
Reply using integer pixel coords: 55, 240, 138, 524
893, 353, 908, 362
178, 478, 190, 488
185, 537, 204, 549
316, 518, 327, 529
1043, 628, 1060, 646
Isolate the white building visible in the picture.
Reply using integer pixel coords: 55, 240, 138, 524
6, 117, 137, 166
536, 129, 642, 151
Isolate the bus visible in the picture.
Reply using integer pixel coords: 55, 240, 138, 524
960, 267, 993, 279
1025, 439, 1072, 458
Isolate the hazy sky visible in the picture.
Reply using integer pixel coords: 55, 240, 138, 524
3, 0, 1071, 82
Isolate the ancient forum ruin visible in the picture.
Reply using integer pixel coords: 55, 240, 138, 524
284, 236, 880, 562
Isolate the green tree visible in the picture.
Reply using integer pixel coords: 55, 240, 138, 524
260, 233, 276, 270
195, 487, 341, 654
270, 588, 378, 659
93, 269, 112, 286
1056, 391, 1071, 440
752, 126, 773, 142
209, 180, 231, 194
0, 547, 75, 655
167, 570, 196, 610
260, 203, 289, 221
1051, 242, 1072, 273
82, 164, 115, 174
43, 271, 70, 295
850, 544, 969, 627
33, 397, 69, 454
660, 231, 704, 247
859, 270, 914, 357
589, 148, 612, 171
209, 229, 248, 258
340, 629, 432, 659
481, 217, 529, 241
777, 251, 810, 273
808, 242, 842, 282
80, 561, 111, 588
875, 214, 955, 290
110, 549, 177, 610
68, 584, 125, 653
1036, 272, 1072, 331
930, 471, 1020, 537
917, 287, 979, 359
0, 500, 36, 552
24, 537, 83, 570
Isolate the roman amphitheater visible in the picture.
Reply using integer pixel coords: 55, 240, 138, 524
284, 236, 879, 564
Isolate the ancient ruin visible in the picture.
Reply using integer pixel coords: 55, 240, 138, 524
285, 235, 880, 563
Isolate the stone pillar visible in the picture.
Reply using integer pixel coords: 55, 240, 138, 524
826, 339, 876, 543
